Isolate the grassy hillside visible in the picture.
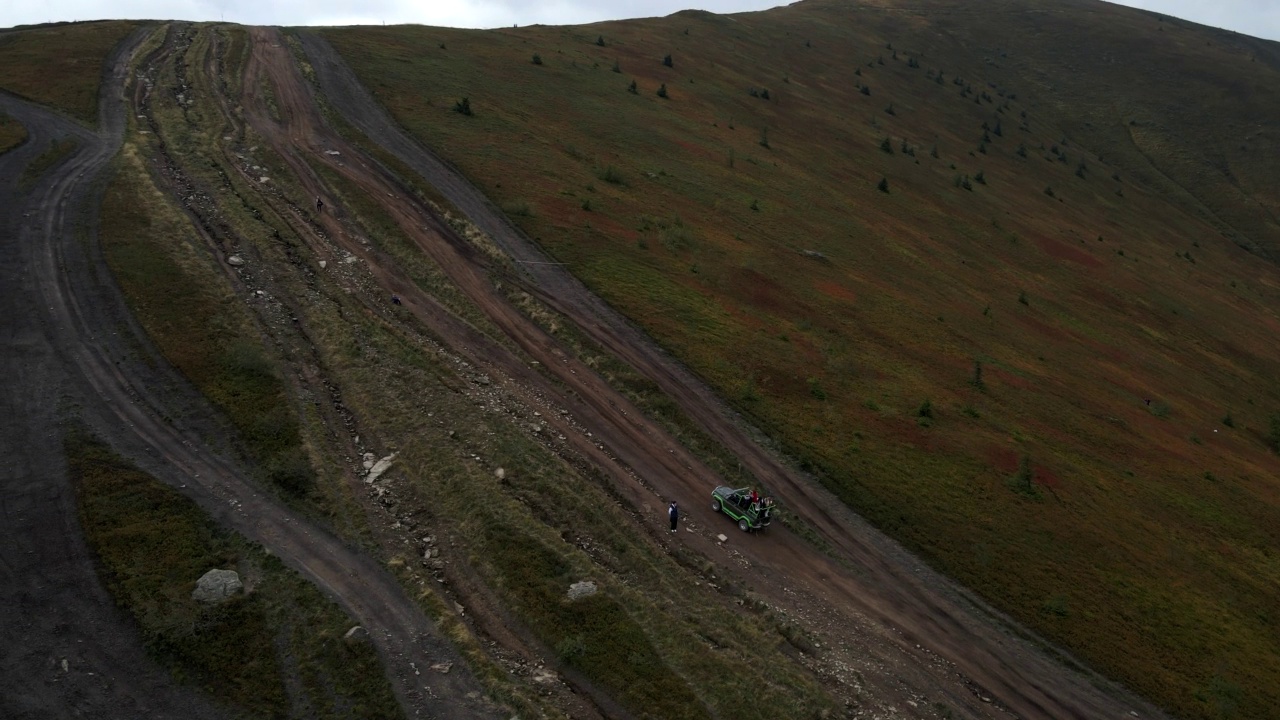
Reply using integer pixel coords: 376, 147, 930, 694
323, 2, 1280, 717
0, 20, 143, 123
67, 427, 402, 719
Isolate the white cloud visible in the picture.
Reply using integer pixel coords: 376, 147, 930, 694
2, 0, 1277, 40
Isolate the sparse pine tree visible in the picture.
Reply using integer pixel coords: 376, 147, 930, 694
628, 79, 638, 94
612, 58, 621, 73
596, 35, 606, 47
531, 53, 542, 65
1015, 455, 1033, 492
855, 67, 862, 76
880, 138, 893, 154
918, 399, 933, 418
1018, 289, 1029, 305
974, 170, 986, 184
663, 53, 673, 67
656, 83, 668, 98
973, 360, 985, 390
860, 85, 871, 96
453, 97, 472, 116
930, 144, 939, 159
877, 176, 889, 193
759, 128, 770, 149
994, 120, 1003, 136
761, 88, 770, 100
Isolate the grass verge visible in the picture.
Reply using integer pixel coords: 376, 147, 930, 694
0, 111, 27, 153
67, 425, 402, 719
100, 145, 317, 501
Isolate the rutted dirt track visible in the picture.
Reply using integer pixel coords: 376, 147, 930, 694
0, 28, 493, 720
2, 20, 1172, 720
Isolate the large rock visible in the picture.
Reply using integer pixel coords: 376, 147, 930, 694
191, 568, 243, 603
343, 626, 370, 645
567, 581, 598, 601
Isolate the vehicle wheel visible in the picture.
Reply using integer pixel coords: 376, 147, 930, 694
738, 518, 749, 532
712, 498, 721, 513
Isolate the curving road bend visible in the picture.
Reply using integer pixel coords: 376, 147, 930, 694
0, 28, 494, 720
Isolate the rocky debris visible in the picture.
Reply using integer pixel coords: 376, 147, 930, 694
365, 452, 397, 483
318, 260, 327, 269
343, 625, 369, 644
567, 581, 598, 600
430, 662, 453, 674
191, 568, 242, 603
494, 467, 506, 480
226, 254, 245, 266
717, 534, 728, 543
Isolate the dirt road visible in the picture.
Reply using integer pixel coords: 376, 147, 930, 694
297, 31, 1170, 720
0, 28, 494, 720
0, 33, 232, 720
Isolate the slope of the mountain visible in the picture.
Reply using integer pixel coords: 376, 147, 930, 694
0, 21, 143, 123
322, 1, 1280, 717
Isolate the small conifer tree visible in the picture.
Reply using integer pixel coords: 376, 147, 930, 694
656, 83, 668, 98
663, 53, 673, 67
877, 177, 889, 193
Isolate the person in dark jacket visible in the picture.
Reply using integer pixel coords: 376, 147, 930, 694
668, 501, 679, 533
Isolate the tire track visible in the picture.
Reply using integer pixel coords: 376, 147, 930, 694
4, 25, 495, 720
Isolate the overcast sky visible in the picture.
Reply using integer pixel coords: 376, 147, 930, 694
4, 0, 1279, 42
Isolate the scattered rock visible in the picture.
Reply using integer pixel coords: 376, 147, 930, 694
318, 260, 327, 269
227, 255, 245, 266
717, 534, 728, 542
191, 568, 243, 603
258, 176, 269, 183
567, 581, 598, 600
494, 467, 506, 480
430, 662, 453, 674
343, 625, 369, 644
366, 453, 398, 483
325, 150, 341, 155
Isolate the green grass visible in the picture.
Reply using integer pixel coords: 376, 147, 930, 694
19, 138, 77, 189
0, 111, 27, 153
67, 426, 401, 719
100, 145, 316, 501
0, 21, 144, 123
481, 524, 708, 720
325, 6, 1280, 717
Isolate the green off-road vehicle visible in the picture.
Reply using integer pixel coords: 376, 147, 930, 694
710, 486, 775, 532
